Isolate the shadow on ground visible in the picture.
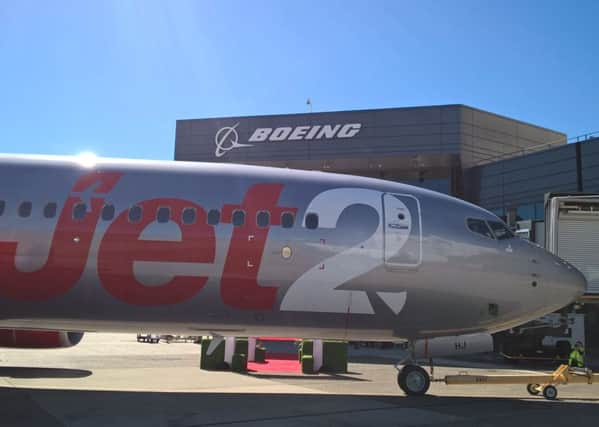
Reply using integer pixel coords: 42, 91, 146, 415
1, 386, 599, 427
0, 366, 92, 379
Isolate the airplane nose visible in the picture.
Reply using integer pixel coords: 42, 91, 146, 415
541, 252, 587, 303
563, 262, 587, 298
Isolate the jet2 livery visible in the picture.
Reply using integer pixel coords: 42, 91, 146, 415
0, 154, 586, 395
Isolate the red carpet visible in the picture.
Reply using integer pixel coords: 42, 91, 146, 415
247, 352, 301, 374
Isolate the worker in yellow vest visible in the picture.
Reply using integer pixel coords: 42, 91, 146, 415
568, 341, 585, 368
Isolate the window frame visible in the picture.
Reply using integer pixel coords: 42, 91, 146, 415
156, 206, 171, 223
256, 210, 270, 228
102, 204, 115, 221
281, 211, 295, 228
207, 209, 220, 226
305, 212, 319, 230
72, 202, 87, 221
43, 202, 58, 219
182, 207, 197, 225
128, 205, 143, 224
465, 217, 495, 240
487, 219, 514, 240
232, 209, 246, 227
18, 201, 33, 218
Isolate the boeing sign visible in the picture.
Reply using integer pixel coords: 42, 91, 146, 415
214, 123, 362, 157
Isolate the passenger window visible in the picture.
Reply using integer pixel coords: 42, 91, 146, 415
102, 204, 115, 221
467, 218, 494, 239
207, 209, 220, 225
257, 211, 270, 227
182, 208, 196, 225
128, 205, 142, 223
281, 212, 294, 228
19, 201, 32, 218
73, 203, 87, 220
488, 220, 514, 240
44, 202, 57, 218
305, 212, 319, 230
0, 200, 6, 216
232, 210, 245, 226
157, 207, 170, 223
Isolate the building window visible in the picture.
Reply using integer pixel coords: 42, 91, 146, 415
491, 208, 505, 218
516, 204, 535, 221
466, 218, 494, 239
281, 212, 294, 228
128, 205, 142, 223
232, 210, 245, 226
102, 204, 115, 221
44, 202, 57, 218
305, 213, 319, 230
207, 209, 220, 225
157, 207, 170, 223
182, 208, 196, 225
534, 202, 545, 220
257, 211, 270, 228
73, 203, 87, 220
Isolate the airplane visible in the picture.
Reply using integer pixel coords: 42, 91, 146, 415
0, 153, 586, 396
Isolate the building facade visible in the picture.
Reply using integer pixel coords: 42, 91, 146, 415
175, 105, 566, 200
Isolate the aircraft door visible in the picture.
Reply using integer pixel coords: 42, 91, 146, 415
383, 193, 422, 268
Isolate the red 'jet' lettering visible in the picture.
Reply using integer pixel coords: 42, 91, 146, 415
98, 198, 215, 305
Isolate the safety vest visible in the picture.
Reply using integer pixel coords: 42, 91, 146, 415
569, 349, 585, 367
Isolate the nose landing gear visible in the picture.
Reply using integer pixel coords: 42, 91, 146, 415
395, 347, 433, 396
397, 364, 431, 396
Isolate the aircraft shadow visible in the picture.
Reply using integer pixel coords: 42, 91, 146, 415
1, 387, 599, 427
0, 366, 92, 379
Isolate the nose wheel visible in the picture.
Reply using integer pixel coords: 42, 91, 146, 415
397, 364, 431, 396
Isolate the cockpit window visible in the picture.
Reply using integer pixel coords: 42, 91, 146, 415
467, 218, 494, 239
488, 220, 514, 240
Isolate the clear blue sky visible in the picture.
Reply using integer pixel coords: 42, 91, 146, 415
1, 0, 597, 159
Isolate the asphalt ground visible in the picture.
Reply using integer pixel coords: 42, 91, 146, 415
1, 333, 598, 426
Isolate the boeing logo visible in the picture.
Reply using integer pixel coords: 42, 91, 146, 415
214, 123, 253, 158
214, 123, 362, 157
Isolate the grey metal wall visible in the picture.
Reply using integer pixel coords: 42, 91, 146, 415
459, 107, 567, 168
466, 137, 599, 219
466, 144, 578, 212
582, 138, 599, 193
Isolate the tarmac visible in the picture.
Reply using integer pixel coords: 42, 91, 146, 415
1, 333, 599, 426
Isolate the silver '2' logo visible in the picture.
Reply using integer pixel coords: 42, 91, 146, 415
214, 123, 253, 158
